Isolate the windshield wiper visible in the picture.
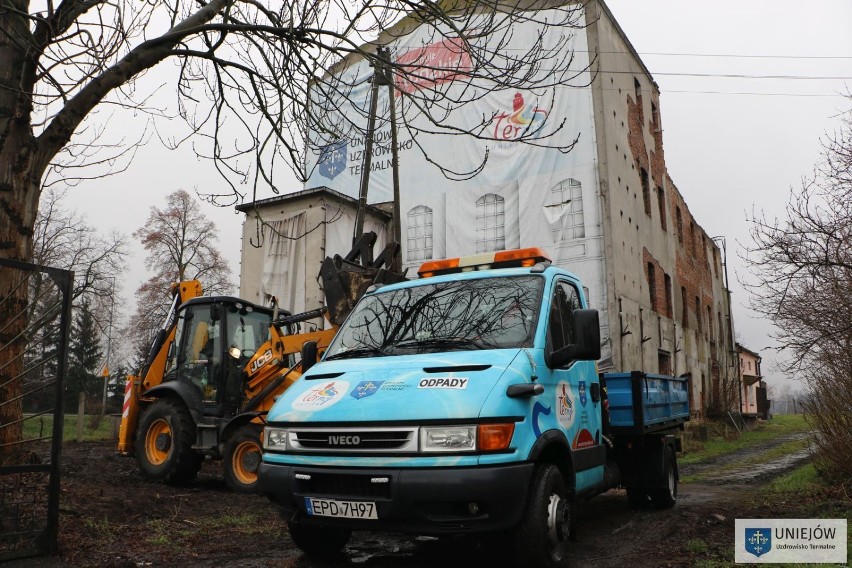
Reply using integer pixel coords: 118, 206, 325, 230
324, 346, 391, 360
391, 338, 487, 352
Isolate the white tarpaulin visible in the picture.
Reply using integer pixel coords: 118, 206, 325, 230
304, 6, 610, 358
261, 212, 307, 314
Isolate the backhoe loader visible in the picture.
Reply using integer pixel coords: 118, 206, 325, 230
116, 233, 403, 492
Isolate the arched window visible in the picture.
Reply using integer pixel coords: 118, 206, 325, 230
406, 205, 433, 261
550, 178, 585, 241
476, 193, 505, 253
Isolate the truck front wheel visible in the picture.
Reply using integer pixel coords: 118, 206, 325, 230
649, 446, 677, 509
223, 424, 263, 493
513, 463, 572, 568
288, 521, 351, 557
135, 398, 202, 485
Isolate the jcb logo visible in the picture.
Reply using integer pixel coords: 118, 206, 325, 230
250, 349, 273, 374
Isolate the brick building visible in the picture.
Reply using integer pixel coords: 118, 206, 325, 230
237, 0, 740, 416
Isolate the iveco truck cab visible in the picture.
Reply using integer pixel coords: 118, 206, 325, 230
258, 248, 688, 568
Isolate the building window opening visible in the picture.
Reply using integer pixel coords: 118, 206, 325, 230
676, 207, 683, 243
476, 193, 505, 253
647, 262, 657, 311
681, 286, 688, 328
658, 350, 671, 375
657, 187, 667, 231
694, 297, 702, 333
407, 205, 433, 262
641, 168, 651, 216
664, 274, 673, 318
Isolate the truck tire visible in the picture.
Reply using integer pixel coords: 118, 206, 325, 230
288, 521, 351, 556
649, 446, 677, 509
626, 486, 651, 509
223, 424, 263, 493
513, 463, 572, 568
135, 398, 202, 485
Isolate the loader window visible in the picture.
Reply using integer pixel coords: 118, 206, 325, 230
225, 310, 271, 359
172, 304, 221, 401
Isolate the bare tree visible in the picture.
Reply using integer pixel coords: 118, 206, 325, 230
30, 188, 128, 323
0, 0, 589, 446
20, 189, 128, 418
744, 97, 852, 476
129, 189, 233, 360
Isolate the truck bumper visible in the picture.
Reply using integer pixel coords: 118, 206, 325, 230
258, 461, 534, 534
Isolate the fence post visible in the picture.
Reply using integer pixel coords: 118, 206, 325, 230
76, 392, 85, 443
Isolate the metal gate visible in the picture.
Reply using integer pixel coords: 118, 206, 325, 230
0, 258, 73, 561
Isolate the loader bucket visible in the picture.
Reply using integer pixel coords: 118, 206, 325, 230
319, 235, 406, 325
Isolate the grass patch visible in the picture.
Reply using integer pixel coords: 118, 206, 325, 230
680, 414, 810, 466
682, 438, 812, 484
685, 539, 708, 554
766, 462, 820, 493
22, 413, 117, 443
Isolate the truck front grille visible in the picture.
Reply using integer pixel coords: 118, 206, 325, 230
287, 426, 418, 454
294, 471, 392, 499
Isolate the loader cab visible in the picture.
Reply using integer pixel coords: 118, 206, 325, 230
166, 297, 273, 416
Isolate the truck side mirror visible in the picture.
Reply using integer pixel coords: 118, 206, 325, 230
549, 309, 601, 368
301, 341, 318, 373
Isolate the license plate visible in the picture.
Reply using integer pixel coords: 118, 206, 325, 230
304, 497, 377, 519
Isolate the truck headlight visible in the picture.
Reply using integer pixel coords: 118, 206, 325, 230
420, 425, 476, 452
263, 427, 288, 450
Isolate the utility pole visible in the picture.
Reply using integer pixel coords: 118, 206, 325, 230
713, 236, 742, 417
101, 277, 115, 415
354, 45, 402, 269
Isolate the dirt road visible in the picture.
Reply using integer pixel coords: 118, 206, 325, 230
6, 434, 830, 568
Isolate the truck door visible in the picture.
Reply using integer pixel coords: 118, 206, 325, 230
542, 279, 604, 491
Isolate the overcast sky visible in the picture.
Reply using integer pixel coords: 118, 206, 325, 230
65, 0, 852, 388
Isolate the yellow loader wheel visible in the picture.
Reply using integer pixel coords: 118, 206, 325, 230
135, 398, 202, 485
224, 424, 263, 493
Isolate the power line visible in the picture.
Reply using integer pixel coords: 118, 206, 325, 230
634, 51, 852, 60
658, 89, 843, 98
592, 69, 852, 80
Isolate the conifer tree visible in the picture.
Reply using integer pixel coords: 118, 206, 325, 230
66, 299, 105, 412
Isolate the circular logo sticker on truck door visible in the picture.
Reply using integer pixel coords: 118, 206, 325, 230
556, 381, 575, 429
292, 381, 350, 411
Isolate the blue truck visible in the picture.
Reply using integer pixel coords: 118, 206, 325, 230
258, 247, 689, 568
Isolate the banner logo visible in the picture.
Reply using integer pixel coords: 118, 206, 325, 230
318, 140, 347, 180
492, 92, 549, 140
394, 38, 472, 94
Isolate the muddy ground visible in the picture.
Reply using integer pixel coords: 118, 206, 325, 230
6, 436, 848, 568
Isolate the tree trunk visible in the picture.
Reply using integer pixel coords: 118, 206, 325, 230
1, 3, 48, 453
0, 170, 41, 456
1, 17, 42, 450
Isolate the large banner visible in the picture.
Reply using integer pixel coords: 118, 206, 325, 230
304, 7, 610, 365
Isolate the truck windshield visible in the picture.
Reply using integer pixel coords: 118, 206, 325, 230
325, 275, 543, 359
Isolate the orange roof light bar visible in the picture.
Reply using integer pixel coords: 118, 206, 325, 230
417, 257, 460, 278
494, 247, 551, 266
417, 247, 552, 278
